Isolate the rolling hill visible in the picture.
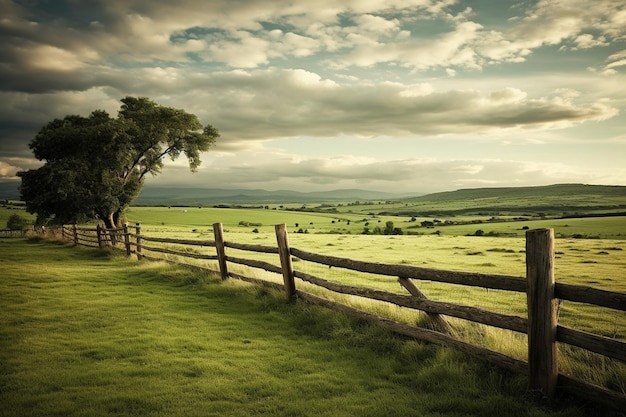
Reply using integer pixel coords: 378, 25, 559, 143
385, 184, 626, 217
133, 186, 410, 206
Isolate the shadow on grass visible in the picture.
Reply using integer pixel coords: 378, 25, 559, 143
0, 238, 602, 417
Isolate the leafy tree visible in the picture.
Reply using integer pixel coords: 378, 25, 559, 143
6, 214, 30, 230
18, 97, 219, 228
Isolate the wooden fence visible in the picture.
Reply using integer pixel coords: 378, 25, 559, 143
61, 223, 626, 411
0, 229, 28, 238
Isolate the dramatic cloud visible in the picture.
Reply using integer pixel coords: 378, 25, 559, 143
1, 0, 625, 192
148, 152, 626, 194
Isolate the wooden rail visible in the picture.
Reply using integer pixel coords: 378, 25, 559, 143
0, 229, 28, 237
62, 222, 626, 412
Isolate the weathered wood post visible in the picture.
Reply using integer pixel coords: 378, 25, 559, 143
123, 223, 131, 256
526, 228, 558, 398
97, 224, 103, 248
275, 223, 296, 302
135, 223, 142, 260
73, 224, 78, 245
213, 222, 229, 280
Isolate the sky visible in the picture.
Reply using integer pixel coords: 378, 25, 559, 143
1, 0, 625, 195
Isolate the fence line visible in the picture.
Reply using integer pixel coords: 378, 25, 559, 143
0, 229, 28, 237
62, 222, 626, 411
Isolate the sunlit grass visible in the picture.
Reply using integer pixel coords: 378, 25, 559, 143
123, 226, 625, 394
0, 238, 597, 417
123, 206, 626, 239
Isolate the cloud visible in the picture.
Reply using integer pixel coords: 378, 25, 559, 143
148, 152, 626, 194
0, 89, 121, 158
1, 0, 625, 193
508, 0, 626, 48
0, 161, 21, 179
0, 157, 42, 180
2, 0, 625, 96
0, 67, 618, 157
602, 49, 626, 73
156, 69, 618, 144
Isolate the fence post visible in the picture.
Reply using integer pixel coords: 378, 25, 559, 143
135, 223, 142, 260
73, 224, 78, 245
213, 222, 229, 280
275, 223, 296, 302
97, 224, 103, 248
526, 228, 557, 398
123, 223, 131, 256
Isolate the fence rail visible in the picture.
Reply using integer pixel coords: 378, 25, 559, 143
0, 229, 28, 238
61, 222, 626, 411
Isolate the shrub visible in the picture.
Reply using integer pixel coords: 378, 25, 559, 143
6, 214, 30, 231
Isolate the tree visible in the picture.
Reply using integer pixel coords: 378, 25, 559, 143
6, 214, 30, 230
18, 97, 219, 228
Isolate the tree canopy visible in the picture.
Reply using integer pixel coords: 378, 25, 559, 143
19, 97, 219, 228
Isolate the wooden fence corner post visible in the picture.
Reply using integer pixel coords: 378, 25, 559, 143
73, 224, 78, 246
213, 222, 229, 280
275, 223, 296, 302
123, 223, 131, 256
526, 228, 557, 399
135, 223, 142, 260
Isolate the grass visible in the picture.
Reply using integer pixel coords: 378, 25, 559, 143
0, 204, 35, 230
123, 206, 626, 239
101, 224, 625, 393
0, 237, 602, 417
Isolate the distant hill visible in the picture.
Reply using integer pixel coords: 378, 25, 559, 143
4, 181, 626, 214
134, 186, 409, 206
404, 184, 626, 202
389, 184, 626, 216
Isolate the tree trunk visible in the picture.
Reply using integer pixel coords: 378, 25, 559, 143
112, 210, 122, 228
103, 213, 118, 245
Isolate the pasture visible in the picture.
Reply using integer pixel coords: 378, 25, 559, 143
121, 207, 625, 396
0, 238, 598, 417
124, 205, 626, 239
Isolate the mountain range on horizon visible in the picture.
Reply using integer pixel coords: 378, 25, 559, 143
2, 181, 625, 206
133, 185, 415, 205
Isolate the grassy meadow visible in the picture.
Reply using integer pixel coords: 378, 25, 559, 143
2, 185, 625, 408
120, 206, 625, 395
0, 238, 600, 417
124, 205, 626, 239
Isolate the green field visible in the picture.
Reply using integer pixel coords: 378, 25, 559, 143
2, 184, 625, 414
122, 205, 626, 239
0, 238, 599, 417
119, 206, 625, 395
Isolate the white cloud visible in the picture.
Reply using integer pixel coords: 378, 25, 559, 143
507, 0, 626, 48
0, 161, 21, 178
171, 69, 619, 142
149, 151, 626, 194
573, 34, 609, 49
2, 0, 626, 193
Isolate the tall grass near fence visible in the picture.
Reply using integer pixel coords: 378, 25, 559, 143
61, 222, 626, 413
0, 238, 598, 417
